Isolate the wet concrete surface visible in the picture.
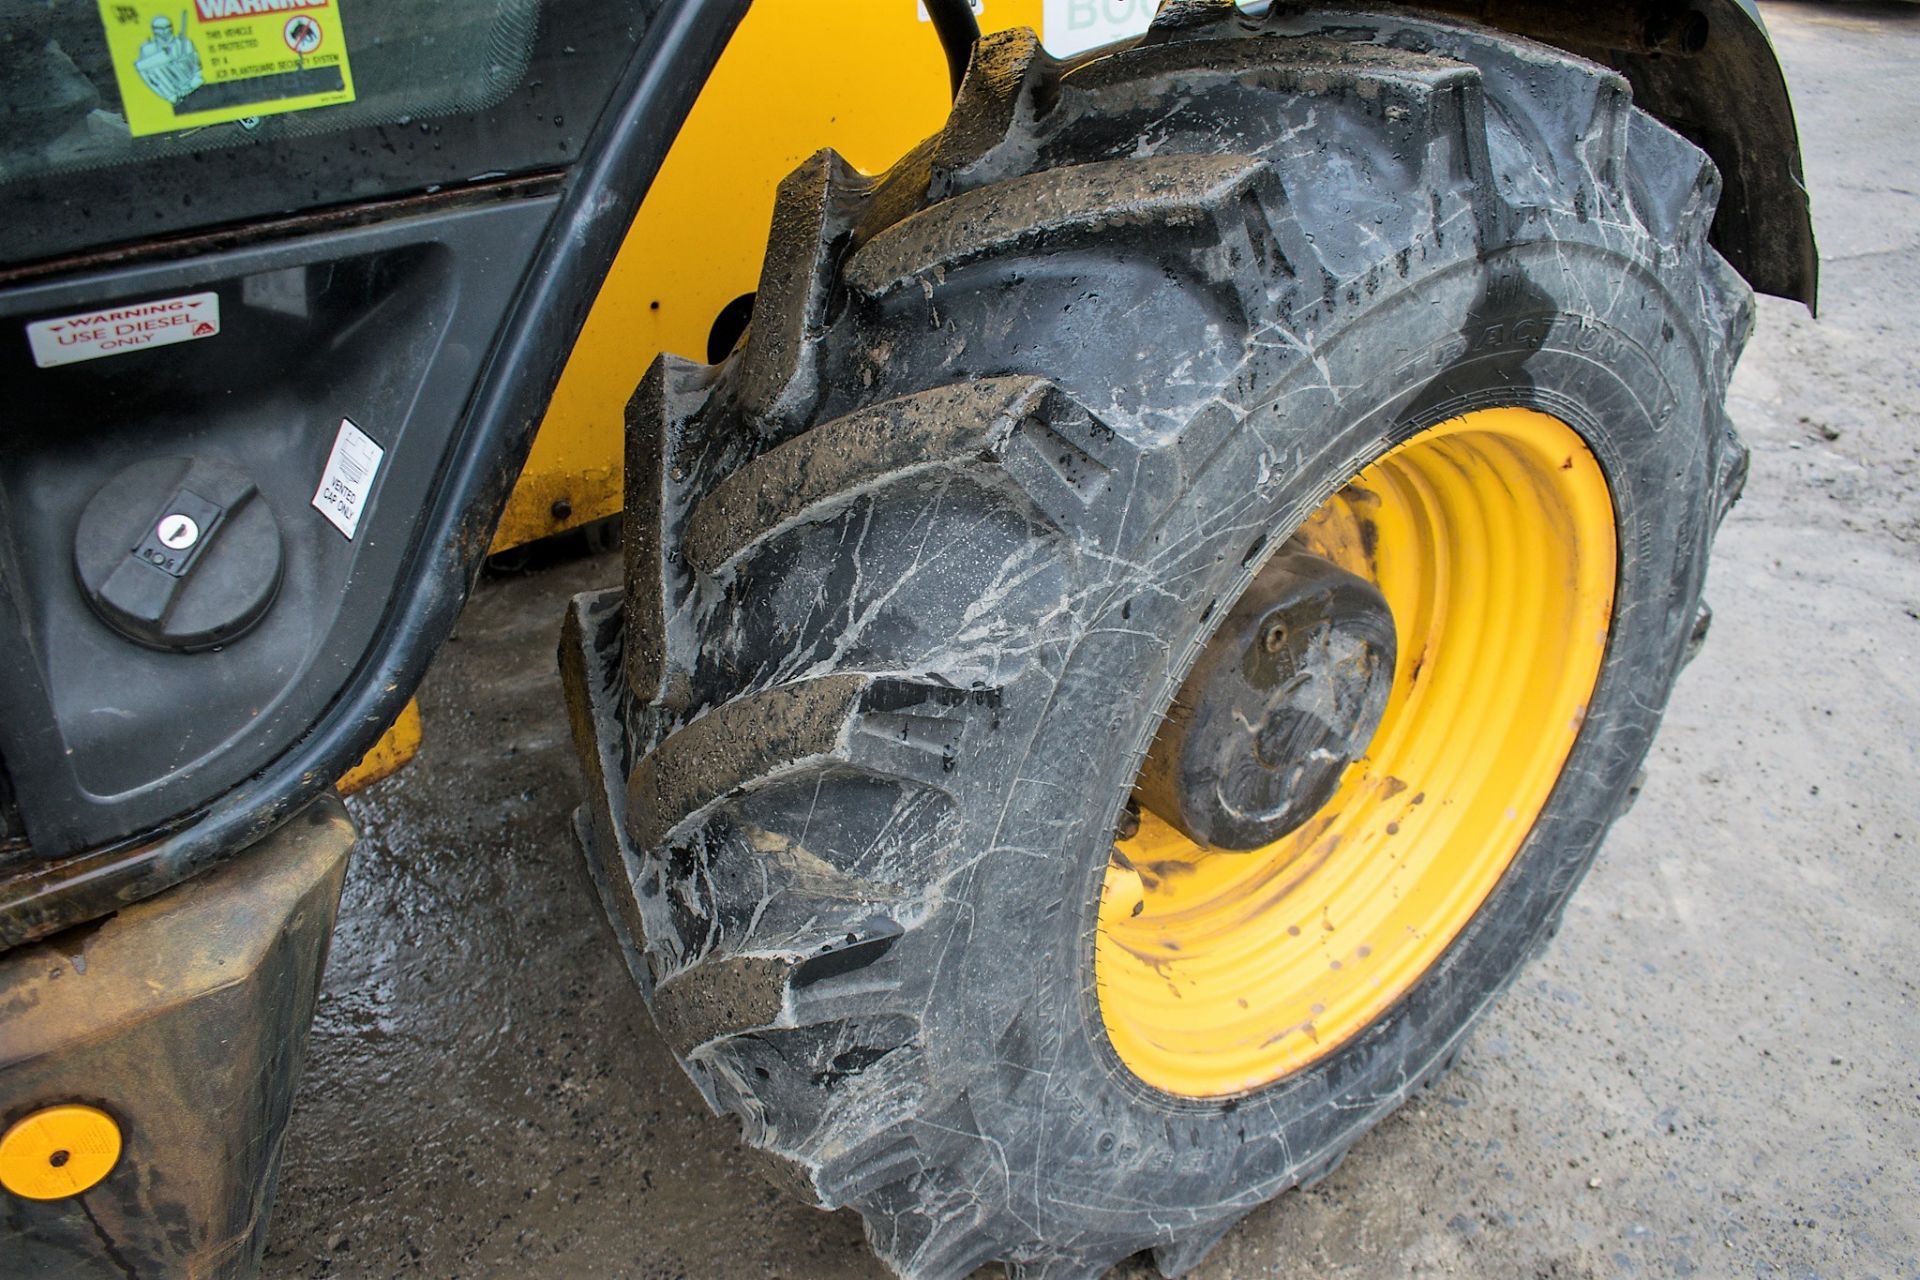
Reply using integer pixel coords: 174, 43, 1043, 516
262, 5, 1920, 1277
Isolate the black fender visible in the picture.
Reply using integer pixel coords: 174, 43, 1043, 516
1409, 0, 1817, 307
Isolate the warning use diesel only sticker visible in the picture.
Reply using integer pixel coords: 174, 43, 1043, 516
26, 292, 221, 368
97, 0, 356, 138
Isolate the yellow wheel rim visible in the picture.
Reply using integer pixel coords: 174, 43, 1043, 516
1096, 407, 1617, 1099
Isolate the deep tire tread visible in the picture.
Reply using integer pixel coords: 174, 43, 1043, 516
739, 149, 871, 435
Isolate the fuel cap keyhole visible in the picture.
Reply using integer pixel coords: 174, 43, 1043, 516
156, 513, 200, 551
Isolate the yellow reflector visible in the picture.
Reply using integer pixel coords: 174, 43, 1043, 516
1097, 407, 1616, 1098
0, 1103, 122, 1200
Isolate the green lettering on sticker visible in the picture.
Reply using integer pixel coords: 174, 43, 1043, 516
1046, 0, 1160, 55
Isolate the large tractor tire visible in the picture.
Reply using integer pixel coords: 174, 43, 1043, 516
564, 4, 1751, 1276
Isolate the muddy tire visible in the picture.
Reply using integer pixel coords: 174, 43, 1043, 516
571, 5, 1751, 1276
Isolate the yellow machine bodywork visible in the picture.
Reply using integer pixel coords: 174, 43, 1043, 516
336, 698, 423, 796
364, 3, 1077, 786
492, 0, 1051, 553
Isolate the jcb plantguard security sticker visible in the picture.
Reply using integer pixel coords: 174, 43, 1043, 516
97, 0, 355, 137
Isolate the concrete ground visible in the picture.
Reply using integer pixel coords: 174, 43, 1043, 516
262, 5, 1920, 1277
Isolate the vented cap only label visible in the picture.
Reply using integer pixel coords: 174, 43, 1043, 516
312, 417, 384, 540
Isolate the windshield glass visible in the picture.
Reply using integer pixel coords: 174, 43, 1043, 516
0, 0, 651, 267
2, 1, 541, 181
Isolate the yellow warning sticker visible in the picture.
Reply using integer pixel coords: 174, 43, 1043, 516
97, 0, 355, 138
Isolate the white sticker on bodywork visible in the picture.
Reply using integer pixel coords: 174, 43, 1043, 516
312, 418, 384, 540
1042, 0, 1160, 56
25, 291, 220, 368
917, 1, 984, 18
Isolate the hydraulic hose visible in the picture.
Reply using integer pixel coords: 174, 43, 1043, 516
922, 0, 981, 97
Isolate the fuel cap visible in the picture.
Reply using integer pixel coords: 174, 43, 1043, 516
73, 456, 283, 652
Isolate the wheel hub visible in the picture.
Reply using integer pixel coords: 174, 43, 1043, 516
1135, 551, 1397, 851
